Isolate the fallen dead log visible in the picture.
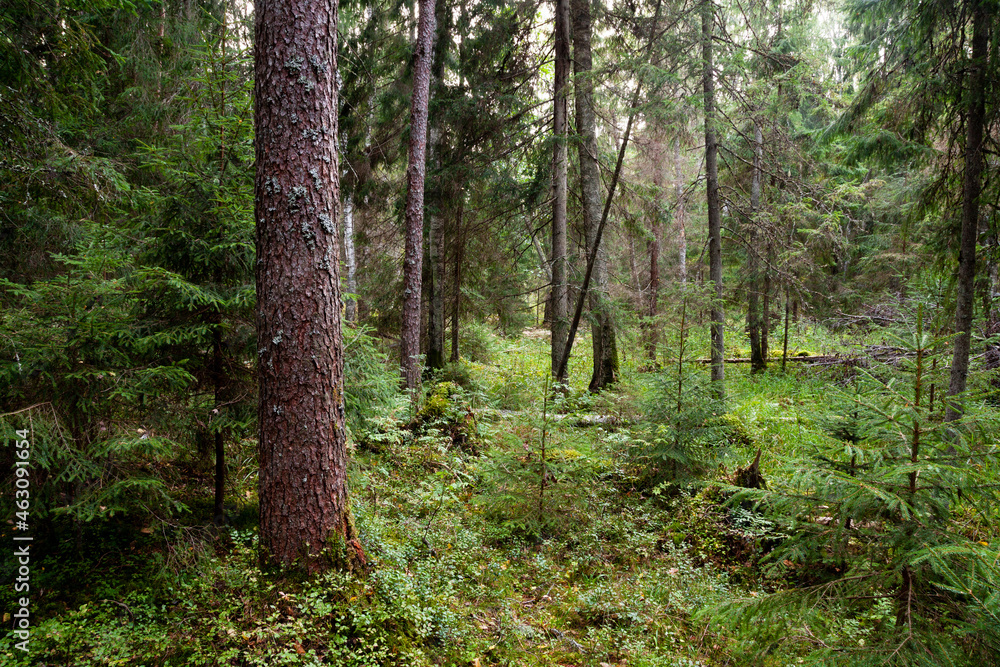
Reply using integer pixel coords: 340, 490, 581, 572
691, 355, 842, 364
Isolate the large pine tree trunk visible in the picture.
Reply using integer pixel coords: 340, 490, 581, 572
254, 0, 362, 572
572, 0, 618, 390
748, 122, 766, 373
401, 0, 437, 391
702, 0, 725, 397
946, 0, 987, 422
550, 0, 571, 384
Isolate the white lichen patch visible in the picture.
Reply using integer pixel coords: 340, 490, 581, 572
309, 167, 323, 190
288, 185, 308, 212
308, 55, 328, 75
301, 219, 317, 248
318, 213, 335, 235
298, 74, 316, 92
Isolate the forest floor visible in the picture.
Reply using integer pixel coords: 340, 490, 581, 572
3, 318, 999, 666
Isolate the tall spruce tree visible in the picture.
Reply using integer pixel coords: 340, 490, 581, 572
400, 0, 437, 391
702, 0, 724, 398
572, 0, 618, 391
839, 0, 998, 420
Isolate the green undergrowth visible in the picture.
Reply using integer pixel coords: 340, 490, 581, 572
4, 321, 998, 666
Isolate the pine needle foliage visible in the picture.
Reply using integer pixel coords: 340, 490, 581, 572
704, 305, 1000, 665
631, 286, 729, 490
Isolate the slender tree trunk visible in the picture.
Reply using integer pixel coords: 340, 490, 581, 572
980, 225, 997, 323
748, 122, 766, 373
986, 233, 998, 323
781, 289, 790, 373
572, 0, 617, 390
703, 0, 724, 398
675, 136, 687, 285
647, 222, 660, 363
628, 230, 639, 299
450, 192, 464, 362
212, 322, 225, 526
645, 132, 667, 363
343, 194, 358, 322
425, 0, 450, 372
550, 0, 571, 384
425, 132, 445, 371
946, 0, 987, 422
408, 0, 417, 44
400, 0, 437, 391
214, 20, 228, 527
762, 242, 771, 360
255, 0, 362, 572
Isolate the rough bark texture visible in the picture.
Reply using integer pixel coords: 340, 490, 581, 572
748, 123, 766, 373
946, 0, 987, 422
255, 0, 362, 572
550, 0, 571, 384
425, 1, 449, 372
703, 1, 725, 397
573, 0, 618, 390
401, 0, 437, 391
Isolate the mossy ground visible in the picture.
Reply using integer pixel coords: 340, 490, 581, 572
3, 317, 998, 666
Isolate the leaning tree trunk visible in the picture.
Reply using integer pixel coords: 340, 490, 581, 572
550, 0, 571, 385
748, 122, 766, 373
573, 0, 618, 390
255, 0, 363, 573
703, 0, 724, 398
400, 0, 437, 391
946, 0, 987, 422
